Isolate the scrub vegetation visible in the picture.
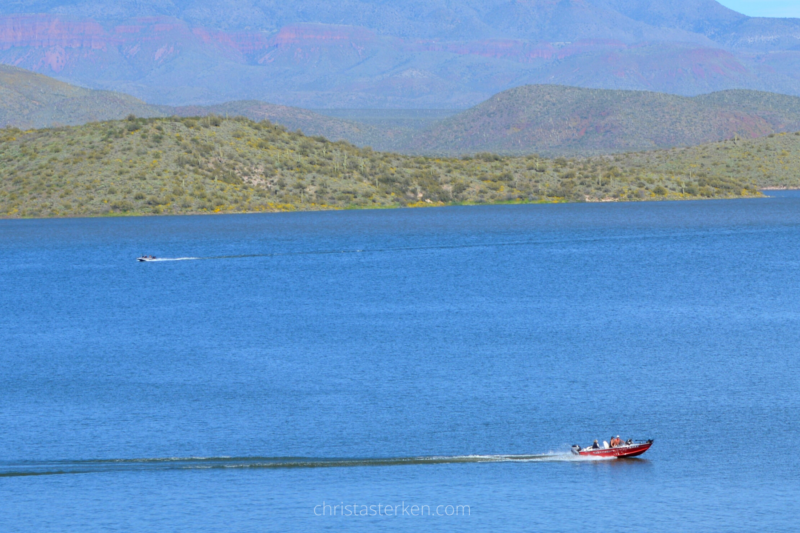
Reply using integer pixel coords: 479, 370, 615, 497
612, 131, 800, 191
0, 115, 766, 219
406, 86, 800, 157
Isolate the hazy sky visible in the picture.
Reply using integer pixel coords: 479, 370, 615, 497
717, 0, 800, 17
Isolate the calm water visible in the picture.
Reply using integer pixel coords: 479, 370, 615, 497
2, 194, 800, 532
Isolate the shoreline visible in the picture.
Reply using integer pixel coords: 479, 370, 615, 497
0, 193, 766, 221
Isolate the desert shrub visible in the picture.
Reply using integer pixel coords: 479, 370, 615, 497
477, 152, 501, 162
111, 200, 134, 212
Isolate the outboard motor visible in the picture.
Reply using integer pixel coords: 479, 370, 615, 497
571, 445, 581, 455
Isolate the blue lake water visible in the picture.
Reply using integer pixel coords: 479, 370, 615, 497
2, 193, 800, 532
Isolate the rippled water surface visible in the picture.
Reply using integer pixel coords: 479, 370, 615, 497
2, 194, 800, 531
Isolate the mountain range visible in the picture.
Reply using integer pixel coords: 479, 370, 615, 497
4, 64, 800, 156
0, 64, 387, 145
0, 1, 799, 107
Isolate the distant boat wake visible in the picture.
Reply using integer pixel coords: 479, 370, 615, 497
140, 257, 199, 262
135, 237, 606, 263
137, 251, 364, 262
137, 228, 757, 263
1, 453, 613, 477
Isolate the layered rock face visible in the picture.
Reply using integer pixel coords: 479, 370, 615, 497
0, 0, 798, 107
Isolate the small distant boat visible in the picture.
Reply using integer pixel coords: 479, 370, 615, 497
137, 255, 158, 262
571, 439, 653, 458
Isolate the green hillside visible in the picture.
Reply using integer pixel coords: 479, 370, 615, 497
0, 64, 162, 129
169, 101, 400, 150
405, 85, 800, 156
0, 115, 760, 219
612, 131, 800, 190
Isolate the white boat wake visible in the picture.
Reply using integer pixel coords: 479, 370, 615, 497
2, 453, 616, 477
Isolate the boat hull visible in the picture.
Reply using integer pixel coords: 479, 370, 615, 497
576, 441, 652, 458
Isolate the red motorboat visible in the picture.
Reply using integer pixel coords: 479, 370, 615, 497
571, 439, 653, 458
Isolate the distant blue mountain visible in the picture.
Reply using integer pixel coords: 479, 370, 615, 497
0, 0, 798, 107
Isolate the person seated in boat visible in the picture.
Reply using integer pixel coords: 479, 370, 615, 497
590, 440, 600, 449
610, 436, 621, 448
